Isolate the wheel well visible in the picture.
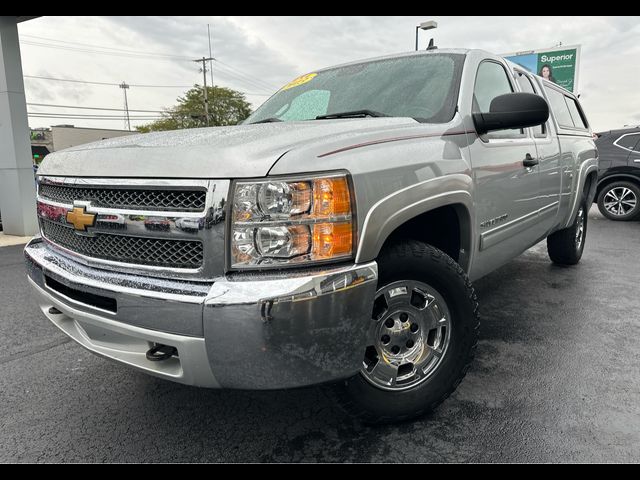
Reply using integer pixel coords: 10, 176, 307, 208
595, 175, 640, 201
380, 204, 469, 269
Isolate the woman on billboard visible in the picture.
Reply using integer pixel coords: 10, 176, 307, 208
539, 64, 557, 83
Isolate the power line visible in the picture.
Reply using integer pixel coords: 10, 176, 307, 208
21, 40, 193, 62
28, 113, 164, 119
213, 61, 278, 93
24, 74, 192, 88
20, 34, 194, 60
26, 102, 164, 113
214, 59, 279, 90
21, 37, 279, 94
25, 74, 117, 86
28, 110, 212, 118
24, 74, 271, 95
20, 33, 279, 94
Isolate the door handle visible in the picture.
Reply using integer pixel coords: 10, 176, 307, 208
523, 153, 539, 168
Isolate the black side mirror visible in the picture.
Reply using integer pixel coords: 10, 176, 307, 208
473, 92, 549, 135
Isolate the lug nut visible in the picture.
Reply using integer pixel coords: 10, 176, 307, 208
391, 345, 401, 355
385, 318, 395, 328
400, 313, 408, 322
410, 323, 419, 333
406, 340, 415, 348
381, 335, 391, 345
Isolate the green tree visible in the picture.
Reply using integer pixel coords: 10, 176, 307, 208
137, 85, 252, 132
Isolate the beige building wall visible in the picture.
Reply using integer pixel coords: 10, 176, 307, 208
51, 126, 136, 152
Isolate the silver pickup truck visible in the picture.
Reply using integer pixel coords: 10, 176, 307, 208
25, 49, 598, 423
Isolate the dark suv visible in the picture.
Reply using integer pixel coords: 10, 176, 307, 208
595, 126, 640, 220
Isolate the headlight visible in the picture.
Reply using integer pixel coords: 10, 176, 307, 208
230, 173, 354, 269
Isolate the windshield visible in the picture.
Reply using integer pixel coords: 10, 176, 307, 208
245, 53, 465, 124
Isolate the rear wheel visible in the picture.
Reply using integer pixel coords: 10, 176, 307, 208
547, 203, 587, 265
597, 181, 640, 221
331, 240, 479, 424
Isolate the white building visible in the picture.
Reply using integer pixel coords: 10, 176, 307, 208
31, 125, 136, 162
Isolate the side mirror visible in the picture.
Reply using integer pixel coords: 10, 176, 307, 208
473, 92, 549, 135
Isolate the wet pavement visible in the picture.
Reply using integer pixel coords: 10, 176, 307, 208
1, 206, 638, 463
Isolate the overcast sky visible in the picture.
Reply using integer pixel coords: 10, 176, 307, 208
17, 16, 640, 132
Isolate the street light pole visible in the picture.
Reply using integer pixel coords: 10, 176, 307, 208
119, 82, 130, 131
415, 21, 438, 51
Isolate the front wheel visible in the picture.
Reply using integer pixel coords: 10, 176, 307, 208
597, 181, 640, 221
331, 241, 479, 424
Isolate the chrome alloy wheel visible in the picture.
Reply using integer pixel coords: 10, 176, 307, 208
361, 280, 451, 391
575, 206, 585, 250
603, 187, 637, 217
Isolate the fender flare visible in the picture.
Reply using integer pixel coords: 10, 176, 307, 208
565, 158, 598, 228
355, 174, 474, 272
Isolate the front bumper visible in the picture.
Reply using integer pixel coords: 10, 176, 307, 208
25, 238, 378, 389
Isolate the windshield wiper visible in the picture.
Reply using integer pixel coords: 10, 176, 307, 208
248, 117, 283, 124
315, 109, 390, 120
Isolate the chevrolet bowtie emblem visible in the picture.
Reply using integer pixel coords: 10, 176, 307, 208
66, 206, 96, 231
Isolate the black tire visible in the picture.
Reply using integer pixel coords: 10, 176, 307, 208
596, 181, 640, 221
547, 202, 587, 265
330, 240, 479, 424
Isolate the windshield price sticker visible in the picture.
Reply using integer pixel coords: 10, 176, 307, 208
280, 73, 317, 91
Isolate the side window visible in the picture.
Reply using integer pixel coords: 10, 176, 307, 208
615, 133, 640, 152
474, 61, 523, 139
515, 72, 535, 94
564, 97, 588, 130
545, 87, 575, 129
515, 72, 546, 137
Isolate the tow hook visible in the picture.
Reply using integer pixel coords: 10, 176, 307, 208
146, 344, 177, 362
260, 299, 274, 323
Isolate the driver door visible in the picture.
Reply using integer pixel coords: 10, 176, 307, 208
468, 60, 542, 278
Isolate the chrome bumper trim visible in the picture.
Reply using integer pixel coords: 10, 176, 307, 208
26, 238, 379, 390
28, 277, 219, 388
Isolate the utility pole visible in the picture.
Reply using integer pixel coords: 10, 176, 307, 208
193, 56, 214, 127
119, 81, 131, 131
208, 24, 214, 126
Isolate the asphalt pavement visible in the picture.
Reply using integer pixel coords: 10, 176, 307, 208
1, 206, 638, 463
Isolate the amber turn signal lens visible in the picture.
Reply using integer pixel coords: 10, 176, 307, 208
313, 177, 351, 217
312, 222, 353, 259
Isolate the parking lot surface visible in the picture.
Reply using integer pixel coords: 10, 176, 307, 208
1, 207, 638, 463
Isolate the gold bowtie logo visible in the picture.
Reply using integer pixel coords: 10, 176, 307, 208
66, 206, 96, 231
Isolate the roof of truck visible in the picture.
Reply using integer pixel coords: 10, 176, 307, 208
314, 48, 473, 73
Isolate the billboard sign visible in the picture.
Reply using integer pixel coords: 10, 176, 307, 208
502, 45, 581, 93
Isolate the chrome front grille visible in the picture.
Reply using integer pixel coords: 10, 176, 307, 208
36, 177, 229, 280
39, 184, 207, 212
41, 219, 204, 268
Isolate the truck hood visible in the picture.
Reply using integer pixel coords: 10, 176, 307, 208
38, 117, 419, 179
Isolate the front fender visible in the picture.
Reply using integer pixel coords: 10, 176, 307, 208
355, 174, 474, 271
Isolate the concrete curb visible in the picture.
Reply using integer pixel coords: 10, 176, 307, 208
0, 233, 33, 248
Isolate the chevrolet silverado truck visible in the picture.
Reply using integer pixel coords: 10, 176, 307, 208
25, 49, 598, 423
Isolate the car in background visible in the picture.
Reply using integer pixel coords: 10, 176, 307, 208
175, 216, 202, 233
143, 216, 171, 231
594, 126, 640, 220
97, 213, 127, 230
